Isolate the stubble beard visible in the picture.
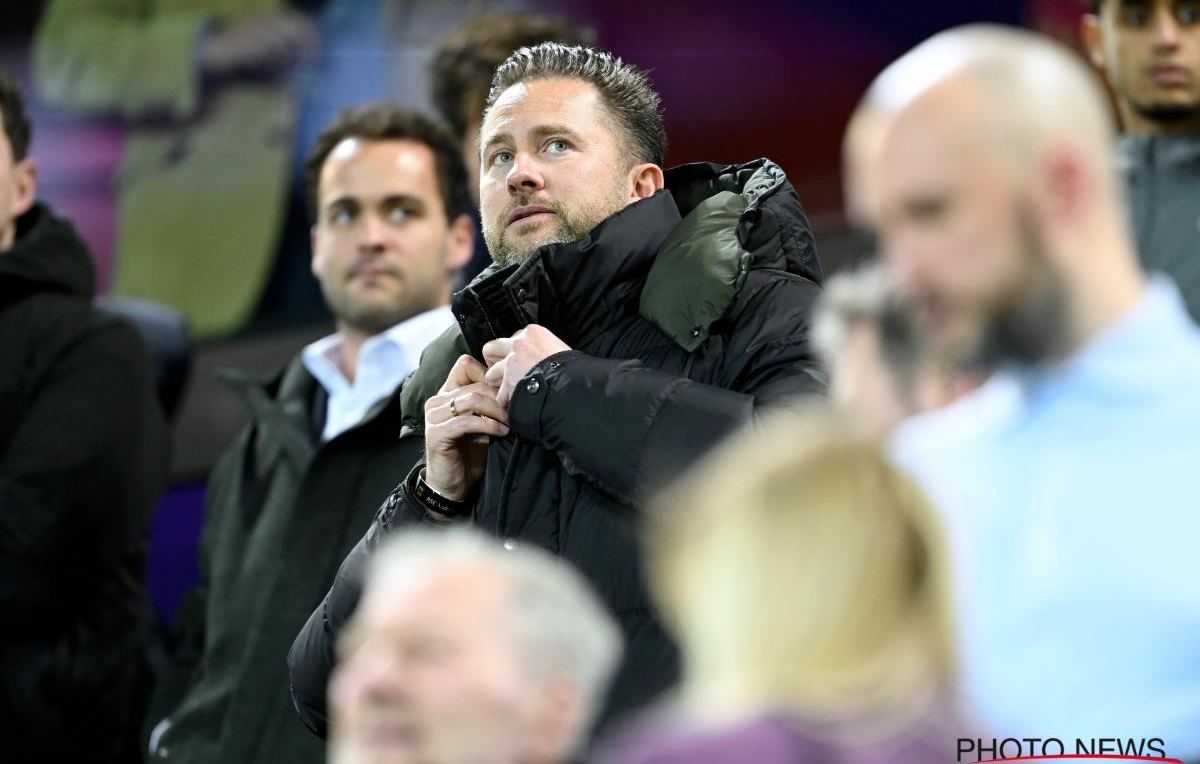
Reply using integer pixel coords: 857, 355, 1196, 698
321, 265, 442, 338
483, 183, 629, 267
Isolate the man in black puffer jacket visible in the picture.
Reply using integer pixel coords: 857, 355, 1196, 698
0, 73, 168, 761
290, 43, 824, 745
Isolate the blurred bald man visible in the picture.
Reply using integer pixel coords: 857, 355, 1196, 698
881, 25, 1200, 755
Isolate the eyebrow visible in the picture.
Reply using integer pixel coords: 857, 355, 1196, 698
323, 193, 426, 212
480, 124, 585, 157
380, 193, 426, 210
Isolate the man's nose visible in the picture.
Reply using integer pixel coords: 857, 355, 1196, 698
338, 649, 409, 708
507, 153, 546, 193
1152, 4, 1183, 48
358, 212, 390, 252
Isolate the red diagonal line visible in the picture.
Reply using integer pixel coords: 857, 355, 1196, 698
976, 756, 1184, 764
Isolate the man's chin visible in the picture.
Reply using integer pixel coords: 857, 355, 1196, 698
1132, 99, 1200, 124
337, 302, 417, 336
499, 232, 573, 264
332, 738, 419, 764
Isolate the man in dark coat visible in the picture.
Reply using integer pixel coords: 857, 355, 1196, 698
290, 43, 824, 743
144, 105, 474, 763
1082, 0, 1200, 320
0, 72, 169, 761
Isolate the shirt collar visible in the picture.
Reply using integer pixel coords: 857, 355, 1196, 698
369, 304, 456, 364
1118, 133, 1200, 171
891, 276, 1196, 457
301, 304, 456, 394
1021, 276, 1195, 396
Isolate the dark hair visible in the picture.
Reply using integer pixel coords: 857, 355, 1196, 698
304, 103, 470, 223
486, 43, 667, 167
0, 71, 31, 161
431, 13, 595, 140
1089, 0, 1102, 13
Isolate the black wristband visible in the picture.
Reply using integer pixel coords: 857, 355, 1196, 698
408, 464, 474, 519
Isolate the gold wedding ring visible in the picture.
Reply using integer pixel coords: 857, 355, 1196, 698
449, 398, 459, 417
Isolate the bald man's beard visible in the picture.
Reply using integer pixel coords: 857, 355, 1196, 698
967, 203, 1072, 371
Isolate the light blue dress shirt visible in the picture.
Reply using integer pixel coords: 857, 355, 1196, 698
891, 278, 1200, 757
301, 305, 455, 441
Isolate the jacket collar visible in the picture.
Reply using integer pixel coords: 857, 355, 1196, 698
0, 203, 94, 303
641, 159, 820, 350
220, 356, 399, 447
403, 157, 819, 426
452, 190, 681, 359
1117, 133, 1200, 172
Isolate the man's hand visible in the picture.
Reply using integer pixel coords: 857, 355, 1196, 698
423, 355, 509, 502
482, 325, 571, 408
199, 10, 318, 80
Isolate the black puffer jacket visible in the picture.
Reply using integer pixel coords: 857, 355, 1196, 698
289, 160, 824, 737
0, 204, 168, 760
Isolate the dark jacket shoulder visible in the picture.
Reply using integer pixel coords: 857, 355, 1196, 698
0, 202, 167, 761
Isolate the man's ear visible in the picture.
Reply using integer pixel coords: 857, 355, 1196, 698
1037, 142, 1092, 226
1080, 13, 1108, 73
310, 224, 322, 278
444, 213, 476, 273
12, 158, 36, 218
629, 163, 665, 201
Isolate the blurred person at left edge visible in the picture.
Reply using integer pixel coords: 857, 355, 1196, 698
0, 71, 169, 762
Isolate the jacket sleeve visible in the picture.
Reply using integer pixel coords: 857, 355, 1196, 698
33, 0, 213, 120
289, 467, 449, 737
506, 278, 824, 505
288, 530, 367, 738
0, 318, 167, 629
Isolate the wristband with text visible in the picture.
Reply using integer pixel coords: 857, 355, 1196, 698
408, 464, 475, 519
